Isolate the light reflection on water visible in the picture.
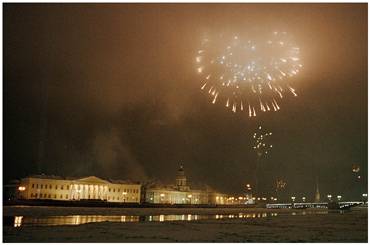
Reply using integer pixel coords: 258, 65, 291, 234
8, 210, 328, 228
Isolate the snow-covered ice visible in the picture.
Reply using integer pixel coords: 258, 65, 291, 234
3, 206, 367, 242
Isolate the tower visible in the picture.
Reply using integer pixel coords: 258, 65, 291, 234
314, 176, 321, 203
176, 165, 189, 191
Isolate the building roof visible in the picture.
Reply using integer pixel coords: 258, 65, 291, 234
28, 174, 64, 180
26, 175, 140, 185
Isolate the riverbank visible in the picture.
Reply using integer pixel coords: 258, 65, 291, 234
3, 206, 367, 242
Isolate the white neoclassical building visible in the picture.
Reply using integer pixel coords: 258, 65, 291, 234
17, 175, 141, 203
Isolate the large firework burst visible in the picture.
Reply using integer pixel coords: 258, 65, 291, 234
196, 31, 302, 116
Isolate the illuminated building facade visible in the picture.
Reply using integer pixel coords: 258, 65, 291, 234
144, 166, 227, 205
16, 175, 141, 203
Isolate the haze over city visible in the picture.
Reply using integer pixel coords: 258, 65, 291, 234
4, 3, 367, 199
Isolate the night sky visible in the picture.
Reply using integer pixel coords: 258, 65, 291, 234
4, 3, 367, 200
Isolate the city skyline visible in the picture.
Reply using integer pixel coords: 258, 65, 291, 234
4, 3, 367, 200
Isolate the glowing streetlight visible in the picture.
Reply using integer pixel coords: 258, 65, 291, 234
362, 193, 367, 202
337, 195, 342, 201
327, 194, 332, 201
302, 197, 306, 202
291, 196, 296, 202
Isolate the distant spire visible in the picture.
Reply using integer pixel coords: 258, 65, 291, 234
314, 176, 320, 202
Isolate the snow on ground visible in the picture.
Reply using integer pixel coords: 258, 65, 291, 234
3, 206, 368, 242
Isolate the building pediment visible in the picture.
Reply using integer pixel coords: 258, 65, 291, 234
75, 176, 111, 184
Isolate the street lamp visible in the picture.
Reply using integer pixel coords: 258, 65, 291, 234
337, 195, 342, 201
327, 194, 332, 202
302, 197, 306, 202
362, 193, 367, 202
291, 196, 296, 203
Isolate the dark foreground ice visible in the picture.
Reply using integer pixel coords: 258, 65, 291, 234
3, 206, 367, 242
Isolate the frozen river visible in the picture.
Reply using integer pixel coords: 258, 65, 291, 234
3, 206, 367, 242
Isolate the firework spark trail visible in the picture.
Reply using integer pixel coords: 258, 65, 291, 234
196, 31, 302, 116
252, 125, 273, 194
252, 125, 273, 156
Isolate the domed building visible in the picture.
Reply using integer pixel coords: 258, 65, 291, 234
144, 165, 227, 205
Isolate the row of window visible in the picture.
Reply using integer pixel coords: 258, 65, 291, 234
29, 193, 138, 202
108, 188, 139, 193
30, 183, 139, 193
107, 196, 138, 201
30, 193, 69, 199
31, 183, 69, 190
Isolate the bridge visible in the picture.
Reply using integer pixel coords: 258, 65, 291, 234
266, 201, 365, 209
